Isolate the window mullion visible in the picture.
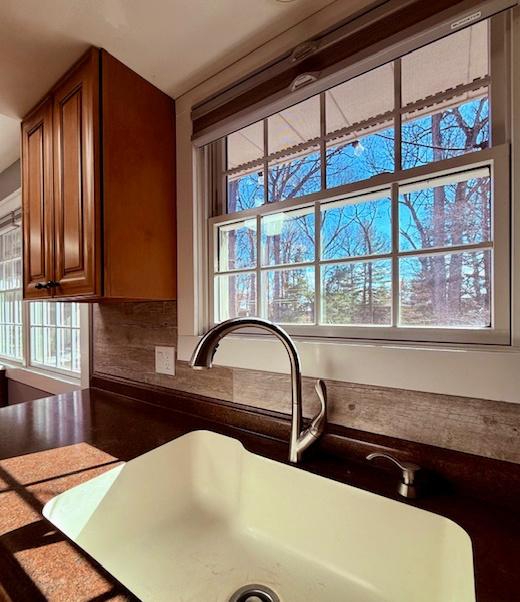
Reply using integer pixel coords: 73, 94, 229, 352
391, 182, 400, 328
263, 119, 269, 206
314, 201, 321, 326
394, 58, 402, 173
256, 214, 262, 318
23, 300, 30, 368
320, 92, 326, 190
316, 92, 326, 327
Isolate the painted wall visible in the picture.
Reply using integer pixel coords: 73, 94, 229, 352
8, 380, 49, 405
92, 302, 520, 464
0, 160, 20, 201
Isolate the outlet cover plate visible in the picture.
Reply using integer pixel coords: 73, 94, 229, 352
155, 346, 176, 376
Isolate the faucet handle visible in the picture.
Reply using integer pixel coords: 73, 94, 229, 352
307, 379, 327, 436
367, 452, 421, 498
314, 379, 327, 419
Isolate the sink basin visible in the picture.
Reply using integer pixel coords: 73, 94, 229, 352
43, 430, 475, 602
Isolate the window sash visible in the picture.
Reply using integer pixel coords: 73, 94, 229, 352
209, 145, 509, 345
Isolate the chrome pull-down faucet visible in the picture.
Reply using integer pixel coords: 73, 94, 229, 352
189, 317, 327, 463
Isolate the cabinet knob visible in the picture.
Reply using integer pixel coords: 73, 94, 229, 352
35, 281, 60, 290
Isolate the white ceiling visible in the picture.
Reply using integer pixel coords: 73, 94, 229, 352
0, 0, 339, 174
0, 0, 337, 120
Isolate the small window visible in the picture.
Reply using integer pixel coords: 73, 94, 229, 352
207, 17, 509, 345
0, 228, 23, 360
0, 225, 82, 375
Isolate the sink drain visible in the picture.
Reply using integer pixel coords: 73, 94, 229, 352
229, 584, 280, 602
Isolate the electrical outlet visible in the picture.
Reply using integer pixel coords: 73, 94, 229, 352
155, 346, 176, 376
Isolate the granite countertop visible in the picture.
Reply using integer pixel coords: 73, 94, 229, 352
0, 387, 518, 601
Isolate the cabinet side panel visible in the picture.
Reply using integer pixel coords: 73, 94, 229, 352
101, 51, 176, 300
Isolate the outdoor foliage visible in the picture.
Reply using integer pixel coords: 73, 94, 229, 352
221, 95, 491, 328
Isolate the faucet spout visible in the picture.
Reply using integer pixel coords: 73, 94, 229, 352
190, 317, 327, 463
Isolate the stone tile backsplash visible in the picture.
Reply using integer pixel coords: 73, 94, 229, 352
92, 302, 520, 463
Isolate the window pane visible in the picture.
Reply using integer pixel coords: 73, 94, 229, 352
326, 125, 394, 188
399, 171, 491, 252
31, 327, 43, 364
268, 96, 320, 154
402, 94, 489, 169
402, 21, 488, 107
227, 171, 264, 212
268, 147, 321, 202
30, 301, 43, 325
218, 220, 257, 271
72, 329, 80, 372
227, 121, 264, 170
399, 249, 491, 327
326, 63, 394, 134
264, 267, 314, 324
58, 302, 72, 327
321, 194, 392, 260
44, 326, 56, 366
215, 272, 257, 321
57, 327, 72, 371
72, 303, 80, 328
321, 260, 392, 325
43, 302, 56, 326
261, 208, 314, 266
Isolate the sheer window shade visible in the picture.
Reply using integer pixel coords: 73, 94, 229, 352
192, 0, 516, 146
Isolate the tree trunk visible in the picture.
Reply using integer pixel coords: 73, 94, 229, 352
446, 182, 465, 322
431, 113, 447, 322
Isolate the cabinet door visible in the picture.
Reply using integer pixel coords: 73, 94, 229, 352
22, 98, 54, 299
52, 49, 101, 298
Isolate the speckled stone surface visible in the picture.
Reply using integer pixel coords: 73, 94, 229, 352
0, 444, 129, 601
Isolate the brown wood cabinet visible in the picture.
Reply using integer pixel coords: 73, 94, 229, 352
21, 48, 176, 301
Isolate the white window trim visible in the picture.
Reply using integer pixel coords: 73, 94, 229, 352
0, 189, 90, 393
175, 4, 520, 404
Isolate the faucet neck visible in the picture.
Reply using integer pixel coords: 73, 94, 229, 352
190, 317, 325, 464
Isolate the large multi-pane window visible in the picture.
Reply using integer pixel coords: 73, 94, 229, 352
0, 226, 81, 375
207, 18, 510, 344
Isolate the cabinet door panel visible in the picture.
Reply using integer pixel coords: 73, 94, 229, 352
53, 50, 100, 298
22, 98, 54, 299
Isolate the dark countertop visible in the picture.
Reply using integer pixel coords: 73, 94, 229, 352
0, 387, 518, 601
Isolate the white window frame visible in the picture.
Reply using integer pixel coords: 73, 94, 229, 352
0, 189, 90, 392
206, 15, 511, 346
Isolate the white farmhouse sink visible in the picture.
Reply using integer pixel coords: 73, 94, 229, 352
43, 430, 475, 602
